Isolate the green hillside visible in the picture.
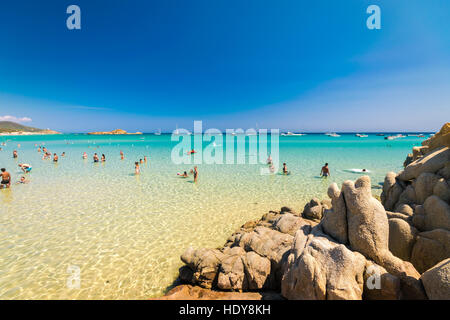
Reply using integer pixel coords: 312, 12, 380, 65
0, 121, 43, 133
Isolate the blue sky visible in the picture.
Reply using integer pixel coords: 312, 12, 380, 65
0, 0, 449, 132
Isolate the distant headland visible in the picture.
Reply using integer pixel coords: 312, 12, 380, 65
0, 121, 60, 136
87, 129, 143, 135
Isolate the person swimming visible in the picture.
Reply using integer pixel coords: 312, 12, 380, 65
320, 163, 330, 177
17, 176, 29, 184
177, 171, 188, 178
61, 152, 66, 157
187, 149, 197, 155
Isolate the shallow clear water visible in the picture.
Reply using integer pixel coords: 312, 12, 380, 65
0, 133, 427, 299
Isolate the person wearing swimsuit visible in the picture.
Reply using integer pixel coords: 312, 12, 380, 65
193, 166, 198, 182
320, 163, 330, 177
13, 150, 18, 158
135, 162, 140, 175
53, 153, 58, 162
0, 168, 11, 189
93, 153, 99, 163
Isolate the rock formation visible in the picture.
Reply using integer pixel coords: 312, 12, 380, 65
164, 123, 449, 300
87, 129, 143, 135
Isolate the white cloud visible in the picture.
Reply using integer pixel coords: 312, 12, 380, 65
0, 115, 32, 123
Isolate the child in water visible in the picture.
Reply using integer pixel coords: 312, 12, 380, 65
135, 162, 140, 175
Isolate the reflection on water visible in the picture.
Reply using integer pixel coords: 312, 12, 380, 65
0, 133, 424, 299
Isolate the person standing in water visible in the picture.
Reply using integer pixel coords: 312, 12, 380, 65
320, 163, 330, 177
13, 150, 18, 158
93, 153, 99, 163
101, 154, 106, 162
135, 162, 140, 175
53, 153, 58, 162
282, 163, 288, 175
82, 152, 87, 159
0, 168, 11, 189
120, 150, 124, 160
193, 166, 198, 182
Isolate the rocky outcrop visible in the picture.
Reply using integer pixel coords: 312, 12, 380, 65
410, 229, 450, 274
380, 123, 450, 281
167, 124, 450, 300
87, 129, 143, 135
302, 198, 323, 221
281, 226, 367, 300
388, 218, 418, 261
421, 122, 450, 153
156, 284, 283, 300
420, 258, 450, 300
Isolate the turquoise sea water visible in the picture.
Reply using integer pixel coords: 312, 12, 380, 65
0, 133, 428, 299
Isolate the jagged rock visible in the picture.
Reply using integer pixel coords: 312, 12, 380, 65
411, 229, 450, 274
242, 251, 271, 290
397, 146, 450, 181
363, 262, 401, 300
321, 182, 348, 244
302, 198, 323, 221
420, 258, 450, 300
230, 226, 293, 287
421, 123, 450, 153
217, 247, 246, 291
180, 248, 224, 288
388, 218, 418, 261
420, 195, 450, 231
381, 172, 404, 211
272, 213, 311, 236
414, 172, 440, 204
341, 176, 426, 299
433, 178, 450, 203
394, 203, 414, 216
281, 228, 367, 300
